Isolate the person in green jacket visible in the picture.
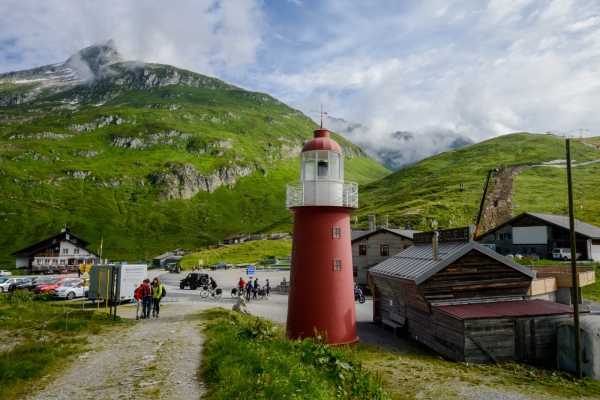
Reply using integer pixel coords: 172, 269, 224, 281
152, 277, 163, 317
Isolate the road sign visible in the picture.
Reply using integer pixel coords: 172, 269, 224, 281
247, 267, 255, 275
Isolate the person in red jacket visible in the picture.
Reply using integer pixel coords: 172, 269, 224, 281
134, 282, 144, 320
141, 279, 153, 319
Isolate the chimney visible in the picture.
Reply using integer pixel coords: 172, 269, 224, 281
381, 218, 388, 229
432, 231, 439, 260
368, 215, 376, 231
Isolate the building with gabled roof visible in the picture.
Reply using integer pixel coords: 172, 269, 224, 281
10, 226, 98, 271
477, 212, 600, 260
369, 226, 584, 366
351, 228, 420, 285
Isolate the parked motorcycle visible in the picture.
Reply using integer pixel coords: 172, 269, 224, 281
354, 288, 365, 304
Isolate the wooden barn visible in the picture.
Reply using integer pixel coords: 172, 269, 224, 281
369, 227, 580, 365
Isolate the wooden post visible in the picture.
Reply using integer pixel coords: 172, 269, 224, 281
566, 139, 582, 379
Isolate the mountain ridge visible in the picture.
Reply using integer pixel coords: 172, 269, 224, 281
0, 41, 390, 266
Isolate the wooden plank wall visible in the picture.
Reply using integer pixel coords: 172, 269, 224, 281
430, 310, 465, 361
464, 319, 516, 364
419, 250, 532, 304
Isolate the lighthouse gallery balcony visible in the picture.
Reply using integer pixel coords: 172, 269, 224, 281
286, 181, 358, 208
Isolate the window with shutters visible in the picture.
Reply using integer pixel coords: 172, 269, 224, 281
359, 245, 366, 255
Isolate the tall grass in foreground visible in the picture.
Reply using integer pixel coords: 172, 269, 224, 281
200, 308, 388, 399
0, 292, 120, 398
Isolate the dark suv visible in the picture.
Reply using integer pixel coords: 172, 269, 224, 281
180, 273, 209, 290
210, 262, 230, 270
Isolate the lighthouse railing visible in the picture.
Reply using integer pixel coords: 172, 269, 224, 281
286, 181, 358, 208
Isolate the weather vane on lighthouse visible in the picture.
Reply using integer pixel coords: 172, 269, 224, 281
311, 106, 328, 129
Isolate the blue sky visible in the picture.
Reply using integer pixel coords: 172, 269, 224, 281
1, 0, 600, 150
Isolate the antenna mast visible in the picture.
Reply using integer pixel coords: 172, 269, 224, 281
311, 106, 328, 129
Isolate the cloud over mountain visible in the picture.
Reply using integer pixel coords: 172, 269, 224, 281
325, 117, 474, 171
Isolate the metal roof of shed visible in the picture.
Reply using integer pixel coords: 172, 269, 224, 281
434, 299, 575, 320
369, 241, 536, 285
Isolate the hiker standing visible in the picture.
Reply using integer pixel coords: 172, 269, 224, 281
152, 277, 163, 317
142, 279, 153, 319
265, 279, 271, 300
245, 279, 253, 302
134, 281, 144, 320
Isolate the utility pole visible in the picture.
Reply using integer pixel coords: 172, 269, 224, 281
566, 139, 582, 379
474, 168, 498, 239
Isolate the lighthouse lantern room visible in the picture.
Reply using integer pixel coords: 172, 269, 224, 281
286, 127, 359, 345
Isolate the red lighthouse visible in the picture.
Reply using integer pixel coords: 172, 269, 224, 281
286, 127, 359, 345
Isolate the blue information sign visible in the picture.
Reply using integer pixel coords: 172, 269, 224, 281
247, 267, 255, 275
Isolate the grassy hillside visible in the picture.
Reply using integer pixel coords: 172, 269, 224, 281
0, 59, 389, 267
179, 239, 292, 268
357, 133, 600, 231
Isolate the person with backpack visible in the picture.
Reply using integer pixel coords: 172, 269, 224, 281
134, 281, 144, 320
245, 279, 253, 302
142, 279, 153, 319
152, 277, 164, 317
253, 278, 259, 299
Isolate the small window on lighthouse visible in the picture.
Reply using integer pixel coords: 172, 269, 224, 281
333, 228, 341, 238
333, 259, 342, 271
303, 152, 316, 180
330, 153, 339, 181
292, 244, 297, 254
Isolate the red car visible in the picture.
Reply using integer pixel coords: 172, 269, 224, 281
34, 277, 71, 294
58, 269, 68, 275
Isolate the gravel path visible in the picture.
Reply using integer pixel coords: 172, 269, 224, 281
27, 301, 212, 400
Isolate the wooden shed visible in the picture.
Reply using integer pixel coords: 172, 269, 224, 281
369, 228, 580, 365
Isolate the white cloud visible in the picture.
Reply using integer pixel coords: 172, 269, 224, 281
2, 0, 600, 162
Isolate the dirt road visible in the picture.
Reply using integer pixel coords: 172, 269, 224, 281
27, 301, 212, 400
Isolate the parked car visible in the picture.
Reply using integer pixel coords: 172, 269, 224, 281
53, 280, 87, 300
13, 276, 54, 292
42, 269, 54, 275
0, 277, 26, 293
58, 269, 69, 275
552, 248, 582, 261
34, 277, 72, 294
8, 278, 34, 292
0, 270, 12, 276
210, 262, 230, 270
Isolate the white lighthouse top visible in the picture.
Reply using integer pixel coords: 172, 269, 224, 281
286, 129, 358, 208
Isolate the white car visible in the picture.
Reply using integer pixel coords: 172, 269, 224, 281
0, 270, 12, 276
552, 248, 582, 261
52, 280, 88, 300
0, 277, 25, 292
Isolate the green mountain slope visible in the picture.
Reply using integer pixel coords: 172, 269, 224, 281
0, 41, 389, 265
357, 132, 600, 232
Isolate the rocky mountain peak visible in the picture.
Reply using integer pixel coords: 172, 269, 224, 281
67, 39, 123, 74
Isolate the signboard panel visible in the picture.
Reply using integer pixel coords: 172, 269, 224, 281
413, 226, 475, 245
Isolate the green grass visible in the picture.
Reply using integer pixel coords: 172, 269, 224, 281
356, 341, 600, 399
357, 133, 600, 232
0, 62, 389, 268
179, 239, 292, 268
0, 292, 121, 398
200, 308, 388, 399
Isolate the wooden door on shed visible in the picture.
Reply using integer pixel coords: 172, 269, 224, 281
516, 317, 562, 367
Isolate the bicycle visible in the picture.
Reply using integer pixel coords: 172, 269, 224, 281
200, 285, 222, 299
231, 287, 245, 298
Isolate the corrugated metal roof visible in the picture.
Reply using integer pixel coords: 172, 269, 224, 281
434, 299, 575, 320
369, 241, 536, 284
479, 212, 600, 240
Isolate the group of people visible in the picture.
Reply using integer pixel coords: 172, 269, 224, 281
135, 277, 164, 320
237, 277, 270, 301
